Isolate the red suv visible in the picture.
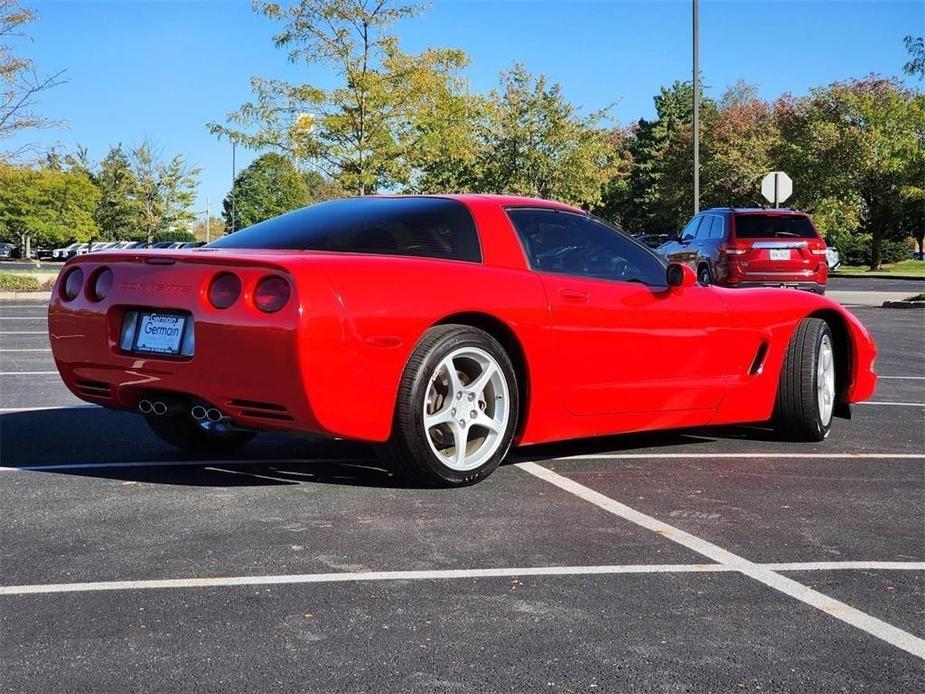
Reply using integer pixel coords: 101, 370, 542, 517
659, 208, 828, 294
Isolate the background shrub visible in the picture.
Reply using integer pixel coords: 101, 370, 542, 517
0, 273, 41, 291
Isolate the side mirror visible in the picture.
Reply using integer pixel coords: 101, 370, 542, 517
666, 262, 697, 288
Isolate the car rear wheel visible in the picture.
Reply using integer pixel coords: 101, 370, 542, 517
145, 413, 256, 453
384, 325, 519, 487
774, 317, 835, 441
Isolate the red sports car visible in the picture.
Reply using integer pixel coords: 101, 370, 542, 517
48, 195, 877, 486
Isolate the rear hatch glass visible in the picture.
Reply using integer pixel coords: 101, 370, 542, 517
733, 214, 819, 239
209, 197, 482, 263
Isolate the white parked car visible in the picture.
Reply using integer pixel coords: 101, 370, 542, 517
51, 243, 88, 260
825, 241, 841, 271
87, 242, 120, 253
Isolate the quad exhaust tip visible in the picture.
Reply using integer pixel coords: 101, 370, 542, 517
190, 405, 224, 423
139, 399, 168, 416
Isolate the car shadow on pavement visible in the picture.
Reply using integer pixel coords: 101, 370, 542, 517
2, 406, 789, 488
0, 406, 397, 488
511, 424, 783, 464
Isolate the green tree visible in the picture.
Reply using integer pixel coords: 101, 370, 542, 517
64, 145, 95, 182
473, 64, 621, 208
223, 152, 309, 231
94, 144, 139, 240
0, 165, 99, 251
775, 77, 924, 268
903, 36, 924, 80
208, 0, 470, 195
615, 81, 716, 233
130, 140, 200, 244
700, 80, 778, 209
191, 216, 226, 242
302, 168, 345, 203
0, 0, 65, 160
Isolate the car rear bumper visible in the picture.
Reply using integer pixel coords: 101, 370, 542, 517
730, 280, 826, 295
50, 305, 322, 434
47, 255, 330, 437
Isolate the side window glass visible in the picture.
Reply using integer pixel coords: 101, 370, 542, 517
694, 217, 712, 240
680, 216, 701, 241
506, 208, 666, 286
709, 216, 725, 239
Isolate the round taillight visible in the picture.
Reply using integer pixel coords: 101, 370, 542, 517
208, 273, 242, 309
61, 267, 84, 301
89, 267, 113, 301
254, 275, 291, 313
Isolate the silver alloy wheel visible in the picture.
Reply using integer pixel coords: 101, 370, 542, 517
423, 346, 510, 472
816, 334, 835, 426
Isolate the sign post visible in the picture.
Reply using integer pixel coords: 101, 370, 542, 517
761, 171, 793, 208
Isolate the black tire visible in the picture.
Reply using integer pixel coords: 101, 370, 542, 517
145, 414, 256, 454
383, 324, 519, 487
697, 264, 713, 286
773, 317, 835, 441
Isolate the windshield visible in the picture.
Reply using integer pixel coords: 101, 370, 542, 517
734, 214, 818, 239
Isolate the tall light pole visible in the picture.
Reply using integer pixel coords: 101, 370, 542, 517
692, 0, 700, 215
231, 140, 237, 232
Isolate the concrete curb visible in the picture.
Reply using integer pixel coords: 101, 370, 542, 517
0, 291, 51, 301
881, 301, 925, 310
826, 291, 914, 308
831, 273, 925, 281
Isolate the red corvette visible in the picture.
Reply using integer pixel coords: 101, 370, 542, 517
48, 195, 877, 485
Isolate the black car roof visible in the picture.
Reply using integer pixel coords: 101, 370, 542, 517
701, 207, 807, 215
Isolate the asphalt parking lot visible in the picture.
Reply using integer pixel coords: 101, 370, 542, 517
0, 300, 922, 692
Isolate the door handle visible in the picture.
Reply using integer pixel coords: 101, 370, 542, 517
558, 288, 590, 304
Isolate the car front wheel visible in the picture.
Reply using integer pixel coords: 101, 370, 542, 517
774, 317, 836, 441
384, 325, 519, 487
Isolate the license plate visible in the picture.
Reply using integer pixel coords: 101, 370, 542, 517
770, 249, 791, 261
134, 313, 186, 355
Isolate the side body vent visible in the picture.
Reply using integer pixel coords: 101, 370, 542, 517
226, 399, 294, 422
75, 379, 113, 399
749, 342, 770, 376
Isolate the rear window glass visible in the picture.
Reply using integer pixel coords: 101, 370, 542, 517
209, 197, 481, 262
734, 214, 818, 239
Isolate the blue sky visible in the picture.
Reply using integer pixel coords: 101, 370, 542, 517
8, 0, 922, 214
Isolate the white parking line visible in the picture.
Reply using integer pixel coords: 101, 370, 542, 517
766, 561, 925, 572
0, 371, 58, 375
0, 457, 377, 472
535, 452, 925, 462
0, 404, 96, 415
858, 401, 925, 407
1, 560, 922, 597
516, 462, 925, 660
